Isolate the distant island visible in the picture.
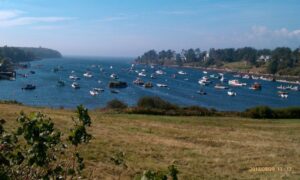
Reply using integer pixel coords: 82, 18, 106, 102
135, 47, 300, 77
0, 46, 62, 79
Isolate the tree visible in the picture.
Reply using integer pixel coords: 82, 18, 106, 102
0, 105, 92, 179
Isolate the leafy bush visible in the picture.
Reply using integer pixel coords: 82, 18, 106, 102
244, 106, 275, 119
0, 105, 92, 179
137, 96, 178, 110
106, 99, 128, 109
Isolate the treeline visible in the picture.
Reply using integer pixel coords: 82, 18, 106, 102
105, 96, 300, 119
135, 47, 300, 75
0, 46, 62, 63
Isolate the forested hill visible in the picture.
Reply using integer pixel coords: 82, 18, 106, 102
0, 46, 62, 63
19, 47, 62, 59
135, 47, 300, 76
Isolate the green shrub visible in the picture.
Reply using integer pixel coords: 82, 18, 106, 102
106, 99, 128, 109
244, 106, 275, 119
137, 96, 178, 110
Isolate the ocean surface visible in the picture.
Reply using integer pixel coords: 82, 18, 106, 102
0, 56, 299, 111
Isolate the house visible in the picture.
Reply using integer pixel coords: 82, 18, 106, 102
257, 55, 271, 62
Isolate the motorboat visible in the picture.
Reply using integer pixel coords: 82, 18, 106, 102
228, 79, 246, 86
22, 84, 36, 90
143, 82, 153, 88
214, 84, 228, 89
93, 88, 104, 92
69, 75, 80, 80
178, 70, 187, 75
83, 72, 93, 78
110, 89, 119, 94
242, 74, 250, 79
156, 83, 168, 87
203, 71, 208, 74
155, 70, 164, 75
198, 76, 211, 86
227, 90, 237, 96
110, 73, 118, 79
133, 78, 144, 85
71, 82, 80, 89
249, 82, 262, 90
278, 91, 288, 98
138, 72, 146, 77
89, 90, 99, 96
150, 74, 157, 79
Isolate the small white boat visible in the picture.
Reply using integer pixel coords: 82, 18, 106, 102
233, 74, 241, 78
71, 82, 80, 89
178, 70, 187, 75
220, 76, 226, 82
110, 73, 118, 79
251, 75, 259, 80
110, 66, 113, 69
69, 75, 80, 80
138, 72, 146, 77
133, 78, 144, 85
214, 84, 228, 89
228, 79, 246, 86
203, 71, 208, 74
227, 90, 237, 96
278, 91, 288, 98
155, 70, 164, 75
83, 72, 93, 78
150, 74, 157, 79
89, 90, 99, 96
156, 83, 168, 87
198, 79, 210, 86
242, 74, 250, 79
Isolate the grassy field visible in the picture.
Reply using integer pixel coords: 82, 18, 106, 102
1, 104, 300, 179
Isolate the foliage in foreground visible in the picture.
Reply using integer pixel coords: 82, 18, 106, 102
0, 105, 92, 179
105, 96, 300, 119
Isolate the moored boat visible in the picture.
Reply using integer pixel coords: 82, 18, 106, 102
22, 84, 36, 90
228, 79, 246, 86
156, 83, 168, 87
214, 84, 228, 89
227, 89, 237, 96
143, 82, 153, 88
249, 82, 262, 90
71, 82, 80, 89
278, 91, 288, 98
133, 78, 144, 85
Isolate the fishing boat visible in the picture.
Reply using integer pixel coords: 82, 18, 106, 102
278, 91, 288, 98
133, 78, 144, 85
89, 90, 99, 96
228, 79, 246, 86
110, 73, 118, 79
214, 84, 228, 89
178, 70, 187, 75
22, 84, 36, 90
156, 83, 168, 87
143, 82, 153, 88
227, 89, 237, 96
83, 72, 93, 78
249, 82, 262, 90
71, 82, 80, 89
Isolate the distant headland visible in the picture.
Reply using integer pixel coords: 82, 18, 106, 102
0, 46, 62, 79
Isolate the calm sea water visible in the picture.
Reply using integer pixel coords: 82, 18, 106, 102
0, 56, 299, 111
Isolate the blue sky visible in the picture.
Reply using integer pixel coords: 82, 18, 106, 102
0, 0, 300, 56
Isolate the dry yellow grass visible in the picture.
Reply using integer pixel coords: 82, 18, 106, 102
1, 104, 300, 179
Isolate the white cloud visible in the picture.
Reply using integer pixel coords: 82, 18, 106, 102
98, 15, 129, 22
0, 9, 73, 27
